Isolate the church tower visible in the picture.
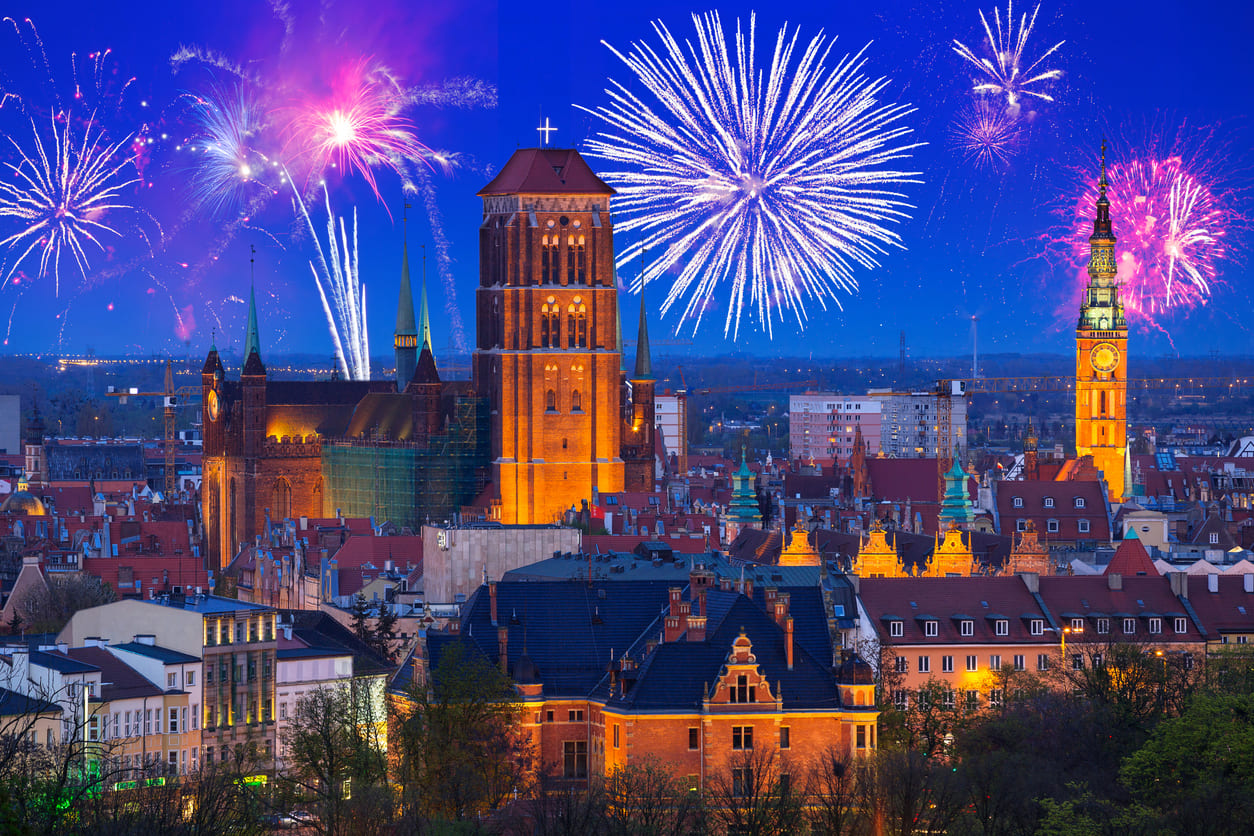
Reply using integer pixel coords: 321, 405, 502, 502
394, 238, 418, 390
473, 148, 624, 524
622, 295, 656, 492
1075, 141, 1128, 500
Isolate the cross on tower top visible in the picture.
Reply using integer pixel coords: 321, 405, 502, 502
537, 117, 557, 146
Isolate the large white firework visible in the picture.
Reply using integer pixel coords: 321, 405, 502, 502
952, 1, 1064, 112
583, 12, 921, 338
292, 179, 370, 380
0, 113, 139, 295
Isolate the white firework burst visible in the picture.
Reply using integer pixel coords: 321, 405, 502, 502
952, 1, 1064, 111
0, 113, 139, 295
583, 12, 922, 338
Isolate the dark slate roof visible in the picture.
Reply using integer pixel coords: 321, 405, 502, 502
46, 443, 145, 481
412, 345, 440, 385
605, 596, 842, 712
265, 380, 392, 405
279, 610, 394, 677
110, 642, 200, 665
456, 580, 676, 698
64, 647, 162, 701
478, 148, 615, 196
0, 687, 61, 717
31, 650, 99, 674
242, 350, 266, 377
147, 594, 272, 614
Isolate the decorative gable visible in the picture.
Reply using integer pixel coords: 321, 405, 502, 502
707, 631, 778, 711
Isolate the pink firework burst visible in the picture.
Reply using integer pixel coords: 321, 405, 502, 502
287, 61, 431, 201
950, 100, 1023, 168
1056, 141, 1242, 332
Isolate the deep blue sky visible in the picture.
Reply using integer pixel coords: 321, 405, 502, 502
0, 0, 1250, 361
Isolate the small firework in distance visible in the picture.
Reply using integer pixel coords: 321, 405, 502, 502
950, 100, 1023, 168
187, 84, 272, 215
952, 1, 1064, 115
287, 61, 433, 201
0, 114, 141, 295
584, 12, 921, 339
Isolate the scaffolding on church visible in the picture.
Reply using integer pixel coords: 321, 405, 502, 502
320, 395, 490, 531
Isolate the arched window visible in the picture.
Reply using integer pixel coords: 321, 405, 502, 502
577, 236, 587, 285
540, 303, 551, 348
576, 303, 588, 347
541, 235, 551, 283
542, 235, 559, 283
228, 478, 238, 559
567, 236, 576, 285
567, 304, 577, 348
313, 477, 324, 517
571, 390, 582, 412
273, 478, 292, 521
545, 390, 557, 412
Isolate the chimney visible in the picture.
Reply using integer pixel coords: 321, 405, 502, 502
1169, 572, 1188, 599
785, 616, 794, 671
135, 634, 156, 646
489, 582, 498, 626
743, 578, 754, 600
765, 587, 778, 610
498, 626, 509, 674
1107, 573, 1122, 591
1208, 573, 1219, 593
687, 615, 707, 642
57, 641, 69, 654
697, 587, 708, 618
664, 614, 683, 642
1245, 574, 1253, 594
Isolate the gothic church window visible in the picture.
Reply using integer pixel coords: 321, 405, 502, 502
577, 236, 586, 284
273, 478, 291, 521
545, 390, 557, 413
571, 390, 582, 413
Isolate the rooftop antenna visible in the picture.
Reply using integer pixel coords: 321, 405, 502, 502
537, 116, 557, 147
971, 315, 979, 380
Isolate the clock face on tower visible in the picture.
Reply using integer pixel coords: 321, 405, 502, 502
207, 388, 221, 422
1090, 342, 1121, 374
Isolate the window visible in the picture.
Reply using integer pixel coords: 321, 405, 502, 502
995, 619, 1008, 637
895, 656, 908, 673
889, 621, 903, 638
545, 390, 557, 412
206, 666, 213, 684
1123, 618, 1136, 635
942, 690, 955, 709
571, 390, 582, 412
989, 654, 1002, 670
989, 689, 1003, 706
1210, 532, 1220, 545
732, 767, 753, 797
546, 710, 554, 723
1148, 618, 1162, 635
965, 690, 979, 710
1013, 655, 1025, 671
1047, 519, 1060, 533
1075, 497, 1086, 508
966, 655, 977, 672
1044, 497, 1055, 508
1093, 652, 1105, 668
1174, 617, 1188, 634
186, 671, 195, 686
1078, 519, 1090, 533
613, 725, 619, 748
568, 710, 584, 722
169, 708, 179, 734
731, 675, 755, 704
1072, 654, 1084, 670
960, 620, 974, 637
918, 656, 931, 674
780, 727, 790, 749
688, 728, 699, 750
1030, 619, 1044, 636
1070, 618, 1085, 632
892, 689, 909, 710
1097, 618, 1110, 634
1037, 654, 1050, 671
855, 725, 867, 749
1013, 497, 1023, 508
924, 620, 938, 637
563, 741, 587, 779
168, 673, 177, 688
235, 623, 243, 643
732, 726, 754, 750
182, 707, 188, 732
942, 655, 954, 673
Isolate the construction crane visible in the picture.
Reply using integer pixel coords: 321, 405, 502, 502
107, 360, 201, 497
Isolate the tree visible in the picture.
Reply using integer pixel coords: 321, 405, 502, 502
1121, 692, 1254, 835
278, 683, 390, 836
348, 593, 372, 646
18, 574, 116, 634
705, 747, 803, 836
805, 747, 868, 836
372, 604, 399, 663
602, 758, 701, 836
860, 748, 962, 836
394, 639, 533, 825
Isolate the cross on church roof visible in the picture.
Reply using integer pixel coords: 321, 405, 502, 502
537, 117, 557, 146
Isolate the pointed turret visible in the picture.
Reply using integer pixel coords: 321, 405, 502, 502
725, 446, 763, 542
937, 449, 975, 529
632, 295, 653, 381
242, 283, 265, 376
419, 260, 433, 354
394, 239, 418, 389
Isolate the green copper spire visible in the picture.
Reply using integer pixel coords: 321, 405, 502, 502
937, 449, 975, 529
419, 246, 432, 352
633, 293, 653, 380
727, 446, 762, 528
244, 284, 260, 361
395, 240, 417, 338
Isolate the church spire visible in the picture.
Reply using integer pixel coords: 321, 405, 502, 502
419, 246, 433, 353
396, 241, 417, 339
395, 207, 418, 389
632, 293, 652, 381
242, 246, 264, 375
1091, 138, 1114, 243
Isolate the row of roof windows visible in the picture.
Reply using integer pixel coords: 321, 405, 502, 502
884, 613, 1190, 638
1015, 518, 1092, 533
1012, 496, 1087, 509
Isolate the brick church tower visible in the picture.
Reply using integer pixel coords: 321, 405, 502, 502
473, 148, 625, 524
622, 296, 655, 492
1075, 141, 1128, 501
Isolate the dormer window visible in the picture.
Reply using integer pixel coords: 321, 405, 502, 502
960, 620, 974, 637
1209, 532, 1220, 545
889, 621, 903, 638
1047, 519, 1060, 533
1043, 497, 1055, 508
1013, 497, 1024, 508
730, 674, 756, 704
1075, 497, 1086, 508
1030, 619, 1044, 636
924, 620, 938, 637
995, 619, 1008, 636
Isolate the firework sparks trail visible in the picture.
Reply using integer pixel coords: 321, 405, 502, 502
290, 175, 370, 379
952, 1, 1064, 113
1073, 155, 1227, 320
950, 99, 1023, 168
288, 61, 434, 203
0, 113, 140, 296
583, 12, 922, 339
187, 84, 273, 215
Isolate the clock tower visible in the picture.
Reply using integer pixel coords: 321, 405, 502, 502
1075, 141, 1128, 501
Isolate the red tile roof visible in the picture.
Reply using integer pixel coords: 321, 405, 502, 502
996, 480, 1110, 542
1037, 575, 1201, 641
1104, 532, 1158, 576
859, 576, 1049, 644
1183, 574, 1254, 636
477, 148, 614, 196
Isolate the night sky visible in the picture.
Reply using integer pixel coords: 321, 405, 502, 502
0, 0, 1249, 362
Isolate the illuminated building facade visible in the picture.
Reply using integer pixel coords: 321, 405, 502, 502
1075, 142, 1128, 500
472, 148, 625, 524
